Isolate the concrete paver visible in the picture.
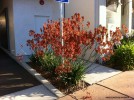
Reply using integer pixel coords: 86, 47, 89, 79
98, 71, 134, 98
59, 84, 131, 100
83, 63, 121, 84
0, 85, 57, 100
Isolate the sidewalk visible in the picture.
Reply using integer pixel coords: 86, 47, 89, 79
0, 85, 57, 100
59, 71, 134, 100
0, 48, 58, 100
0, 49, 41, 96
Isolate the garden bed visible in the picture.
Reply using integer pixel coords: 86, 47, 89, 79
27, 62, 90, 95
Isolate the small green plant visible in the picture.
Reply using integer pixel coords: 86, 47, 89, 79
108, 41, 134, 71
59, 59, 86, 86
30, 54, 42, 67
30, 51, 62, 74
121, 35, 134, 45
40, 52, 62, 73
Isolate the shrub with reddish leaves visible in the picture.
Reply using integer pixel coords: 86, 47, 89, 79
27, 13, 126, 86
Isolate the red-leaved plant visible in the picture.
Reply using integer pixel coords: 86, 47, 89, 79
27, 13, 127, 87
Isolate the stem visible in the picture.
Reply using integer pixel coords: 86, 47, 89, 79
81, 45, 91, 58
81, 45, 87, 51
85, 56, 100, 73
87, 43, 98, 61
87, 49, 95, 61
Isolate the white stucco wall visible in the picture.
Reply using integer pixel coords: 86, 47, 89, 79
106, 0, 122, 32
65, 0, 95, 31
122, 0, 132, 33
106, 6, 122, 32
13, 0, 61, 55
0, 0, 15, 54
96, 0, 106, 27
107, 10, 121, 27
65, 0, 106, 31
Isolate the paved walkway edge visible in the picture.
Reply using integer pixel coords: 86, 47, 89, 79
0, 47, 65, 98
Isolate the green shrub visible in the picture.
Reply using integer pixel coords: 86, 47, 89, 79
40, 52, 62, 73
30, 54, 42, 66
109, 41, 134, 71
121, 35, 134, 45
30, 52, 62, 74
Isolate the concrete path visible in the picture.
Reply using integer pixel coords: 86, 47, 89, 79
0, 85, 57, 100
59, 84, 131, 100
98, 71, 134, 99
0, 49, 41, 96
83, 63, 121, 84
59, 71, 134, 100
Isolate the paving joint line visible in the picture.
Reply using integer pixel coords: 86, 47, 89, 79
96, 83, 134, 99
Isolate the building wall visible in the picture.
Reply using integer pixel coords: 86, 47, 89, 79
106, 2, 122, 31
106, 10, 121, 28
13, 0, 61, 55
122, 0, 132, 33
97, 0, 106, 27
0, 0, 15, 54
65, 0, 106, 30
65, 0, 95, 31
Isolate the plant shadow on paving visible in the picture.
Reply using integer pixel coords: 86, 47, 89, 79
0, 49, 41, 96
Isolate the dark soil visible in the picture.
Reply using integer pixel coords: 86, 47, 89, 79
27, 62, 90, 95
